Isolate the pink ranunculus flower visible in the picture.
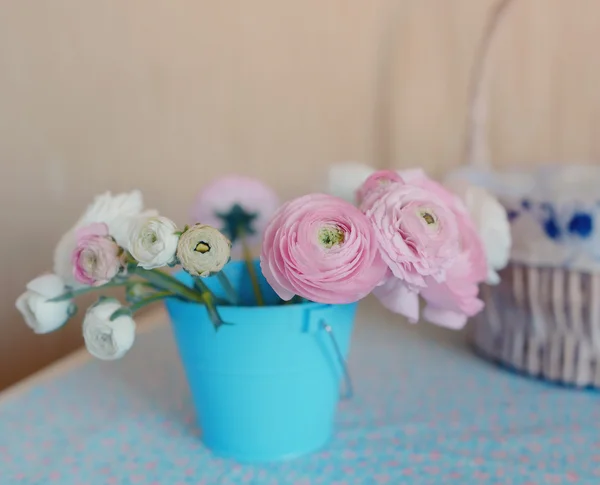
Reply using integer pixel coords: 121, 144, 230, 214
382, 169, 488, 328
260, 194, 388, 304
356, 170, 404, 205
400, 168, 472, 213
190, 176, 279, 253
72, 223, 121, 286
418, 204, 487, 329
361, 182, 461, 288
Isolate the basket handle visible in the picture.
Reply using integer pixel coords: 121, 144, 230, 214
322, 321, 354, 400
465, 0, 518, 169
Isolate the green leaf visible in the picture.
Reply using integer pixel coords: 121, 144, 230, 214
175, 224, 190, 237
109, 306, 133, 321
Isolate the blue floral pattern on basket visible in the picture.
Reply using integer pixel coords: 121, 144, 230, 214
448, 164, 600, 272
502, 196, 600, 268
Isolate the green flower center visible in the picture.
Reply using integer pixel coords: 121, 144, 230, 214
419, 210, 437, 226
318, 226, 345, 248
143, 231, 158, 245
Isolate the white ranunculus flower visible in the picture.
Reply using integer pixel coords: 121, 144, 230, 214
328, 162, 377, 204
16, 274, 73, 334
128, 216, 179, 269
177, 224, 231, 277
83, 300, 136, 360
54, 191, 157, 287
445, 179, 511, 285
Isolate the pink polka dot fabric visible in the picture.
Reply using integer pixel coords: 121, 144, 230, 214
1, 306, 600, 484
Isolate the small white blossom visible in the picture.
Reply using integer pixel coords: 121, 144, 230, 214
128, 216, 179, 269
83, 300, 136, 360
54, 191, 156, 287
177, 224, 231, 277
328, 163, 376, 204
16, 274, 73, 334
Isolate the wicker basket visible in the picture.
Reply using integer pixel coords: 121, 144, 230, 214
454, 0, 600, 387
473, 265, 600, 387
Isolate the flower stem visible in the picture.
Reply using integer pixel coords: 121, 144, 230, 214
193, 277, 229, 329
216, 272, 239, 305
130, 267, 228, 330
129, 291, 174, 313
203, 294, 229, 330
240, 233, 264, 306
130, 267, 204, 304
48, 280, 130, 302
110, 291, 175, 321
192, 277, 227, 306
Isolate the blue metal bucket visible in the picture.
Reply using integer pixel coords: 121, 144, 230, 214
164, 260, 357, 463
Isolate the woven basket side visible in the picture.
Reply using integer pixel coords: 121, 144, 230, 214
473, 264, 600, 387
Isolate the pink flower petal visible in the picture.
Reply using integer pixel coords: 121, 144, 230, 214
422, 306, 468, 330
373, 276, 420, 323
260, 194, 387, 304
190, 176, 279, 251
75, 222, 109, 240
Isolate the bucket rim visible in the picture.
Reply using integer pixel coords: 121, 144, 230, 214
167, 265, 337, 312
165, 293, 334, 312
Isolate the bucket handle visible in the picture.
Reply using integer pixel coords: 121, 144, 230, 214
321, 321, 354, 400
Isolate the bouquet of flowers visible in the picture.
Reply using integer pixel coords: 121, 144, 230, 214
329, 164, 511, 327
16, 169, 510, 360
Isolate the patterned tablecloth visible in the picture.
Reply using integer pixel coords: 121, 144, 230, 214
1, 301, 599, 485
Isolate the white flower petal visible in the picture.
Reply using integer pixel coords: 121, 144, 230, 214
90, 300, 121, 320
177, 224, 231, 277
25, 293, 45, 316
110, 209, 158, 249
33, 301, 71, 334
16, 277, 72, 334
83, 301, 136, 360
54, 190, 157, 286
25, 274, 66, 298
486, 269, 501, 285
77, 191, 143, 227
445, 180, 511, 285
328, 163, 376, 204
15, 292, 37, 329
53, 230, 79, 286
128, 216, 179, 269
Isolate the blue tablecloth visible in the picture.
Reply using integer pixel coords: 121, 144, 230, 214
1, 302, 599, 485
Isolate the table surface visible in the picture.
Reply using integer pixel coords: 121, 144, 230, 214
1, 300, 599, 485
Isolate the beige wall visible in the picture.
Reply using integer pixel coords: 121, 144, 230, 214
2, 0, 600, 389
